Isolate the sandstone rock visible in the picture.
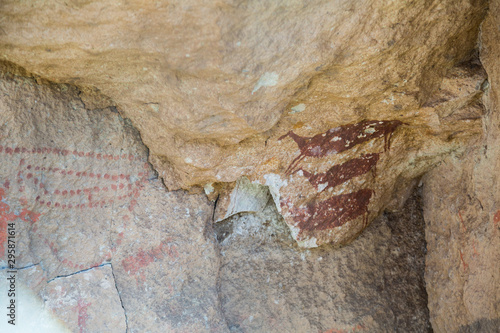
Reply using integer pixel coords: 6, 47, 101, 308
2, 0, 488, 247
0, 68, 226, 332
41, 264, 126, 333
215, 188, 431, 332
0, 1, 487, 182
1, 1, 499, 332
421, 2, 500, 331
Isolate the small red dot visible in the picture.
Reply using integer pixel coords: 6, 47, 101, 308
67, 171, 73, 175
47, 202, 51, 206
103, 187, 108, 191
82, 172, 87, 176
78, 152, 84, 157
14, 147, 20, 153
111, 185, 117, 191
55, 203, 60, 207
54, 190, 60, 194
97, 154, 102, 159
77, 190, 81, 194
62, 190, 68, 195
68, 204, 72, 209
104, 174, 110, 179
114, 156, 119, 161
27, 173, 33, 179
70, 190, 75, 196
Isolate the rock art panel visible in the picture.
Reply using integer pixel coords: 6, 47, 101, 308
0, 66, 225, 332
259, 63, 487, 247
0, 0, 489, 194
278, 120, 401, 175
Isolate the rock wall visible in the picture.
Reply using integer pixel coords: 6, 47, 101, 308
0, 1, 499, 332
422, 2, 500, 331
0, 0, 489, 247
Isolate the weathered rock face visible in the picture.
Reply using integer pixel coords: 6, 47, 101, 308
0, 0, 489, 246
1, 1, 500, 332
0, 61, 435, 333
0, 66, 226, 332
216, 190, 431, 332
422, 2, 500, 331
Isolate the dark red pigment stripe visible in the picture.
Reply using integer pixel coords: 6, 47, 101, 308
284, 189, 373, 233
279, 120, 402, 174
295, 153, 379, 192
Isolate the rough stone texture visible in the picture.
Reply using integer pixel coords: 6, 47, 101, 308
0, 60, 436, 333
421, 2, 500, 331
41, 265, 126, 333
1, 1, 500, 332
216, 188, 431, 332
0, 0, 489, 246
0, 67, 225, 332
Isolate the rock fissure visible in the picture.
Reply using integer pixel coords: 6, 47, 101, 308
46, 263, 110, 284
110, 262, 129, 333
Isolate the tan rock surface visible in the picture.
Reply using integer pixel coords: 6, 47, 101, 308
422, 2, 500, 331
0, 0, 489, 246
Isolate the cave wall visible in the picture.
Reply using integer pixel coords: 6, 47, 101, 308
0, 1, 499, 332
422, 2, 500, 331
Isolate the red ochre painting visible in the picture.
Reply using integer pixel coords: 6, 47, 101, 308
0, 144, 150, 269
279, 120, 403, 236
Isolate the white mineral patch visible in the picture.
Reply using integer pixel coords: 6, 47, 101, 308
203, 183, 214, 195
288, 224, 319, 248
289, 103, 306, 114
220, 177, 270, 220
317, 183, 328, 192
264, 173, 287, 212
251, 72, 279, 94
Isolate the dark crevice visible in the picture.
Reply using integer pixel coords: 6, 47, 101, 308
210, 194, 232, 332
110, 262, 129, 333
46, 262, 110, 283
